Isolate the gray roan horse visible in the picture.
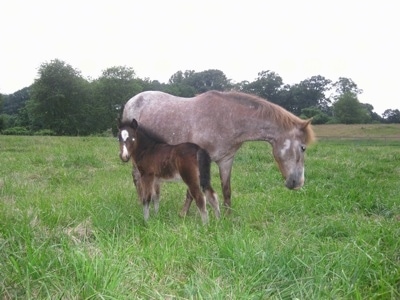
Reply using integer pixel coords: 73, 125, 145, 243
122, 90, 315, 213
118, 118, 220, 224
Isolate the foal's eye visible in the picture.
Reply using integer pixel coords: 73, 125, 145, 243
301, 145, 306, 152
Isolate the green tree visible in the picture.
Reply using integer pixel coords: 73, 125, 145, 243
332, 77, 363, 100
333, 92, 370, 124
300, 106, 330, 124
2, 87, 30, 115
92, 66, 143, 133
29, 59, 91, 135
184, 69, 231, 94
362, 103, 382, 123
166, 70, 196, 97
168, 70, 195, 84
382, 109, 400, 123
0, 93, 3, 113
241, 70, 284, 104
289, 75, 332, 115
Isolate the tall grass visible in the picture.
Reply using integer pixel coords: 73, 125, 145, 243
0, 134, 399, 299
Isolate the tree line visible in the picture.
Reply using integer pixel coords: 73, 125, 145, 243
1, 59, 399, 136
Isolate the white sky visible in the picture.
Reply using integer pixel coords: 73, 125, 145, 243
1, 0, 399, 115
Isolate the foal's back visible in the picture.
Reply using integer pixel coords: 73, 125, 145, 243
135, 141, 201, 181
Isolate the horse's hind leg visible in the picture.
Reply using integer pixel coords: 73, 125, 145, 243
179, 189, 193, 218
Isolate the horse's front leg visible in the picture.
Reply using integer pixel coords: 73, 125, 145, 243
217, 157, 234, 213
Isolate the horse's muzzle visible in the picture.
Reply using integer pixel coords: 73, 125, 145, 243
285, 174, 304, 190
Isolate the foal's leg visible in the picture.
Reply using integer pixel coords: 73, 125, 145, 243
140, 175, 154, 222
187, 186, 208, 224
179, 190, 193, 218
153, 181, 161, 214
132, 167, 142, 204
205, 189, 220, 218
142, 195, 151, 222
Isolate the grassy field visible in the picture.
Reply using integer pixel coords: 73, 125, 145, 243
0, 125, 399, 299
313, 123, 400, 139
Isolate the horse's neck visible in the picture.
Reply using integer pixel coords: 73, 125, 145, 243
237, 117, 284, 143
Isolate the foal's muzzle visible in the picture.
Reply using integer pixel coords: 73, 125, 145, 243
119, 153, 130, 162
119, 144, 130, 162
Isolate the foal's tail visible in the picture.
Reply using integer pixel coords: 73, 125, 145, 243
197, 148, 212, 191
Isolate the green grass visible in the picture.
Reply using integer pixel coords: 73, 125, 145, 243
1, 134, 399, 299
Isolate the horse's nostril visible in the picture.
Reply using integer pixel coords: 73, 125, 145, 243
285, 178, 301, 190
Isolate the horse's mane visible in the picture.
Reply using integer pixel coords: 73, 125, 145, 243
205, 90, 315, 144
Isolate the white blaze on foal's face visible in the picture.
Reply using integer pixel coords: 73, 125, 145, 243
121, 129, 129, 142
120, 129, 134, 160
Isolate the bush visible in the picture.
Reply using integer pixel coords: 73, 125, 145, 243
34, 129, 56, 136
0, 115, 4, 131
2, 126, 31, 135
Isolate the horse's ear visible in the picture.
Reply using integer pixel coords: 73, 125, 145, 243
131, 119, 139, 129
301, 118, 312, 129
301, 118, 315, 144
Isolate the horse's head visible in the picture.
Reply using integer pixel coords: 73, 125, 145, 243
117, 118, 139, 162
272, 119, 314, 190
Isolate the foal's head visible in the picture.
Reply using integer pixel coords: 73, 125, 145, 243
271, 119, 315, 190
117, 118, 139, 162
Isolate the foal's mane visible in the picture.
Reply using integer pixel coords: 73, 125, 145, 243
120, 120, 167, 144
207, 91, 315, 144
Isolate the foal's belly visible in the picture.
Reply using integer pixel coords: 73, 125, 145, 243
157, 172, 182, 183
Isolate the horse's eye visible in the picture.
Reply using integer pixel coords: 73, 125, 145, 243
301, 145, 306, 152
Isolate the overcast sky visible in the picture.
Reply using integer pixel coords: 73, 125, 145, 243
1, 0, 399, 115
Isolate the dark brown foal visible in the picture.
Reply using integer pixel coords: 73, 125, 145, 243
118, 118, 220, 224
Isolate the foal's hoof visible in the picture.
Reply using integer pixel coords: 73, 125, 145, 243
223, 206, 232, 216
179, 210, 187, 218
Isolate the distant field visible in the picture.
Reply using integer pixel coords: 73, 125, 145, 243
0, 126, 399, 299
313, 123, 400, 139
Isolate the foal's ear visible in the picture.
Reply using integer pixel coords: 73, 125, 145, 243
130, 119, 139, 129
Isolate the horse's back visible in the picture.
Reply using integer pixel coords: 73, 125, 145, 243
122, 91, 192, 122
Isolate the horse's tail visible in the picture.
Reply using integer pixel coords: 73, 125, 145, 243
197, 148, 212, 191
